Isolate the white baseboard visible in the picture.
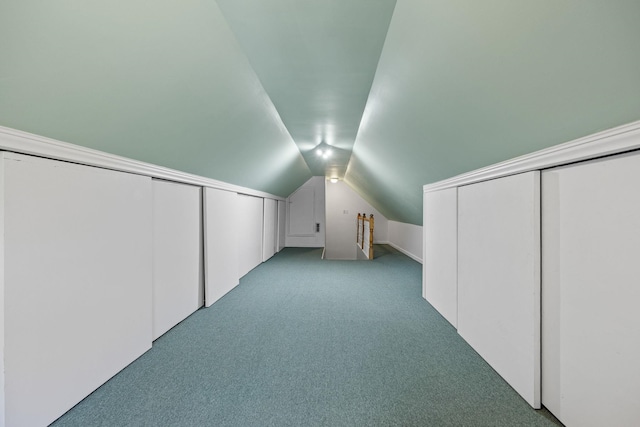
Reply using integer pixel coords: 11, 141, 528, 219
377, 241, 423, 264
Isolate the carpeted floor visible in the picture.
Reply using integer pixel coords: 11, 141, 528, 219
52, 246, 562, 426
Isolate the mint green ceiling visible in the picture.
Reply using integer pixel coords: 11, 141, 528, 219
1, 1, 640, 224
347, 0, 640, 224
0, 0, 311, 197
215, 0, 396, 179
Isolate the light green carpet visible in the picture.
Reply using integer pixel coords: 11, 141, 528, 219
52, 246, 561, 426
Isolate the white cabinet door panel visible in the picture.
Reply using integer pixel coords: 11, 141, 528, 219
152, 180, 203, 340
1, 152, 152, 427
237, 194, 264, 278
277, 200, 286, 251
542, 151, 640, 426
423, 187, 458, 327
203, 188, 239, 307
458, 171, 540, 408
263, 198, 277, 261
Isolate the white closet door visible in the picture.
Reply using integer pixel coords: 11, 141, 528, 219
262, 198, 277, 261
152, 180, 203, 340
458, 171, 540, 408
288, 187, 315, 236
277, 200, 286, 252
423, 187, 458, 327
203, 188, 239, 307
542, 151, 640, 427
237, 194, 264, 278
1, 152, 153, 427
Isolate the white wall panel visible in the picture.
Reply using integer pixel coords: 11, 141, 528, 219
237, 194, 264, 278
152, 180, 203, 340
387, 221, 421, 263
542, 152, 640, 427
1, 152, 152, 427
422, 188, 457, 327
458, 171, 540, 408
263, 198, 277, 261
203, 188, 239, 307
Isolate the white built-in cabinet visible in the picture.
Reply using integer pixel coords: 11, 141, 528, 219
0, 152, 153, 427
0, 136, 284, 426
457, 171, 540, 408
152, 180, 204, 340
237, 194, 264, 278
203, 187, 240, 306
277, 199, 286, 251
423, 132, 640, 425
422, 187, 457, 327
541, 152, 640, 427
263, 198, 278, 261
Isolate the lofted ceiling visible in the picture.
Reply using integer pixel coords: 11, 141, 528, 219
216, 0, 396, 179
1, 1, 640, 225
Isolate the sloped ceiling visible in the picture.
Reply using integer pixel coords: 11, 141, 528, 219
348, 0, 640, 224
0, 1, 311, 197
1, 1, 640, 225
215, 0, 396, 179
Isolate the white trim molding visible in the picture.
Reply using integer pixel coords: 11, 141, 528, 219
0, 125, 285, 200
424, 120, 640, 193
385, 241, 423, 264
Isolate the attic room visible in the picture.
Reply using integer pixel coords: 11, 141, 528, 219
1, 1, 639, 426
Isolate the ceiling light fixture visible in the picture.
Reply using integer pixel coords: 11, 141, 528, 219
323, 149, 332, 159
330, 178, 338, 183
316, 149, 323, 156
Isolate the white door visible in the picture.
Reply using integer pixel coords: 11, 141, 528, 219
262, 198, 277, 261
237, 194, 264, 278
2, 152, 153, 427
203, 188, 239, 306
152, 180, 203, 340
458, 171, 541, 408
288, 187, 315, 236
277, 200, 286, 251
423, 187, 458, 328
542, 151, 640, 426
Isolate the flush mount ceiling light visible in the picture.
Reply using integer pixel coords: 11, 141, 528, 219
330, 178, 339, 183
316, 148, 332, 159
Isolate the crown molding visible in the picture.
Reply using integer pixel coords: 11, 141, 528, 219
0, 126, 284, 200
424, 120, 640, 193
